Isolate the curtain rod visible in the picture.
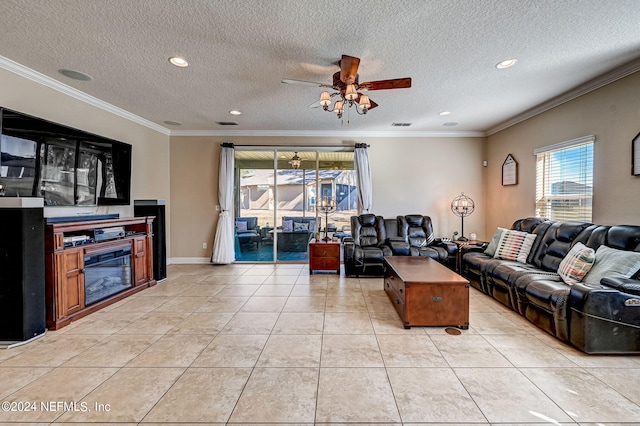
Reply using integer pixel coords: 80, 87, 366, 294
222, 143, 370, 149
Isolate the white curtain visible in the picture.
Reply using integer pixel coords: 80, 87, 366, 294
211, 144, 235, 264
354, 144, 372, 214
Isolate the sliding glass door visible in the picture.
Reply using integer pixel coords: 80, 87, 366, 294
234, 148, 356, 263
235, 150, 275, 262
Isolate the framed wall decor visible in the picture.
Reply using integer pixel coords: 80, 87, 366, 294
633, 132, 640, 176
502, 153, 518, 185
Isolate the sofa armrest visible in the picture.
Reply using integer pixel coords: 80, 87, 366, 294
600, 277, 640, 296
464, 244, 487, 254
343, 239, 355, 262
568, 280, 640, 353
433, 240, 458, 256
387, 240, 410, 256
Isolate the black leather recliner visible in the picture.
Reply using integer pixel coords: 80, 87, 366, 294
343, 214, 392, 276
390, 215, 455, 264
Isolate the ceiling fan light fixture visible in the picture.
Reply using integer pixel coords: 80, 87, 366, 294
358, 94, 371, 110
345, 84, 358, 101
285, 55, 411, 122
288, 152, 302, 169
319, 91, 331, 108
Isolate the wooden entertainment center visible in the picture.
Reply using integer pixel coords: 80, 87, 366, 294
44, 216, 156, 330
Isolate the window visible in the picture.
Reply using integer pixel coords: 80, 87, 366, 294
535, 136, 594, 222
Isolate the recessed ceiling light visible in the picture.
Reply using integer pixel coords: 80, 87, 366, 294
229, 110, 242, 116
439, 111, 452, 116
496, 59, 517, 69
169, 56, 189, 67
163, 120, 182, 126
58, 69, 93, 81
443, 122, 459, 127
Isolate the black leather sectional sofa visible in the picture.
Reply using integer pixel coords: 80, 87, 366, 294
343, 214, 456, 277
462, 217, 640, 354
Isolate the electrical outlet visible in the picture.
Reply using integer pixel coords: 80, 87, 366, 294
202, 242, 207, 249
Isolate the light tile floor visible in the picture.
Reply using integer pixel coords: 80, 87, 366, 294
1, 263, 640, 425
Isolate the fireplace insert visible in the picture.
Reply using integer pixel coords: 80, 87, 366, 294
84, 243, 132, 306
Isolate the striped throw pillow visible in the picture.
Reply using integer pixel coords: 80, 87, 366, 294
494, 229, 537, 263
558, 242, 595, 285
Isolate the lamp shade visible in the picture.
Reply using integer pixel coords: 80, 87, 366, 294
319, 91, 331, 107
358, 94, 371, 109
345, 84, 358, 101
451, 193, 475, 217
334, 100, 344, 114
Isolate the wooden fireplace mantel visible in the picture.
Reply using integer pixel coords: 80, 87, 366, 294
44, 216, 156, 330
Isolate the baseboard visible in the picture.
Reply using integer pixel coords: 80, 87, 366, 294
168, 257, 212, 264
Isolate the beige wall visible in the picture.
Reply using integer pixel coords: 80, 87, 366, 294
485, 71, 640, 235
10, 64, 637, 263
169, 137, 220, 261
0, 67, 171, 251
169, 135, 486, 260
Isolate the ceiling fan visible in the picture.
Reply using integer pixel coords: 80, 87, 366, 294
282, 55, 411, 119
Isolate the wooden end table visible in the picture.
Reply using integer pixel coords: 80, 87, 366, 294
309, 240, 340, 274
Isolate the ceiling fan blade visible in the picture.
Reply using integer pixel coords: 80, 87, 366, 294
340, 55, 360, 84
281, 78, 333, 88
358, 77, 412, 91
368, 98, 378, 110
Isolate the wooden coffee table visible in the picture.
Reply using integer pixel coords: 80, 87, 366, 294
383, 256, 470, 329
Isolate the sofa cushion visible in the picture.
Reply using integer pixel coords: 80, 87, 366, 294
494, 229, 536, 263
359, 225, 380, 247
484, 227, 506, 257
583, 245, 640, 285
282, 219, 293, 232
525, 279, 570, 311
235, 220, 248, 231
557, 242, 596, 285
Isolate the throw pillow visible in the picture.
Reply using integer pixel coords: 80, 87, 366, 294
309, 219, 316, 233
282, 219, 294, 232
494, 229, 537, 263
235, 221, 248, 232
582, 245, 640, 285
484, 227, 507, 257
557, 242, 596, 285
294, 222, 309, 231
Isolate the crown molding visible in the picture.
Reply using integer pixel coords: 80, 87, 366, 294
169, 129, 486, 138
0, 55, 170, 135
486, 58, 640, 136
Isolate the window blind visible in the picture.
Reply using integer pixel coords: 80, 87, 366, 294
534, 136, 594, 222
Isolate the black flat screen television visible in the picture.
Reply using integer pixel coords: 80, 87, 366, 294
0, 107, 131, 206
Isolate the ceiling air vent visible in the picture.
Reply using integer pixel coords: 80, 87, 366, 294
216, 121, 239, 126
391, 122, 411, 127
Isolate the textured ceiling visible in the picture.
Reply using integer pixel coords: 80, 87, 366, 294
0, 0, 639, 135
